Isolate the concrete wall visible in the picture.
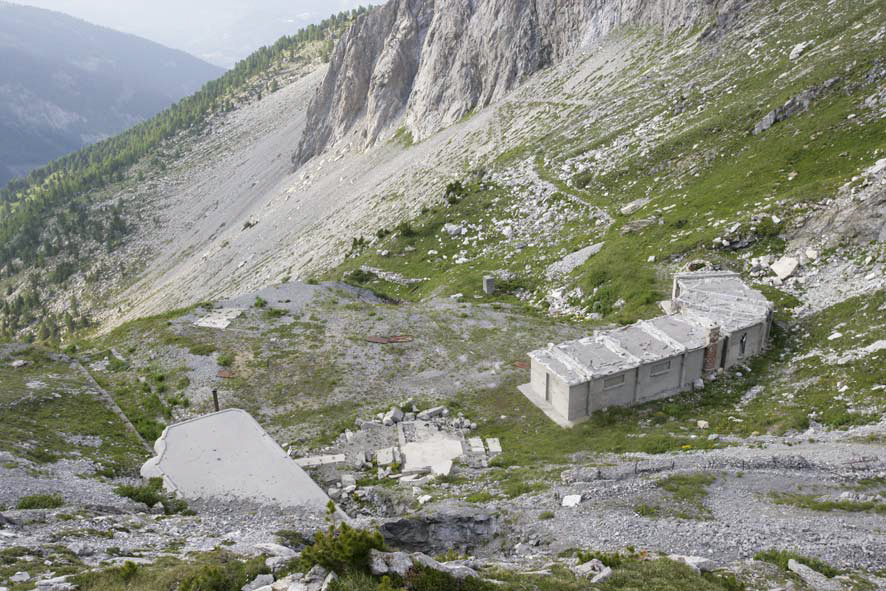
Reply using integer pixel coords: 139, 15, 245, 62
548, 373, 573, 420
723, 322, 766, 368
530, 361, 548, 401
587, 369, 637, 413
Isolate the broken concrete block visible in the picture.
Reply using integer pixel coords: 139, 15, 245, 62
376, 447, 397, 466
383, 407, 404, 426
340, 474, 357, 489
770, 256, 799, 280
561, 495, 582, 507
693, 378, 705, 391
485, 438, 502, 454
294, 454, 345, 468
430, 460, 453, 477
140, 409, 330, 510
467, 437, 484, 454
416, 406, 446, 421
483, 276, 495, 295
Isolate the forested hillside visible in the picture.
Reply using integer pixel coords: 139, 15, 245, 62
0, 5, 369, 341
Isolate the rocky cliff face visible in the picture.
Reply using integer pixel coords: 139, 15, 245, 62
294, 0, 737, 164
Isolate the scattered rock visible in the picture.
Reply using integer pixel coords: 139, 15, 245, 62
573, 559, 605, 577
416, 406, 446, 421
696, 420, 710, 429
770, 256, 799, 280
562, 495, 582, 508
10, 360, 28, 368
242, 574, 275, 591
787, 559, 843, 591
370, 549, 478, 580
254, 543, 298, 559
620, 198, 649, 215
545, 243, 604, 279
789, 40, 813, 60
10, 572, 30, 583
667, 555, 716, 573
591, 567, 613, 583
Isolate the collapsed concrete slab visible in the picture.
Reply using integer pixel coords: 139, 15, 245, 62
193, 308, 243, 329
141, 409, 330, 510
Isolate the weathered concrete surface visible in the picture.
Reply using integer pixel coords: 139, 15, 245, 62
141, 409, 330, 510
193, 308, 243, 329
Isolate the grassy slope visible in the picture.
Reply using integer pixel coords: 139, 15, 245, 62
0, 347, 147, 473
330, 0, 884, 325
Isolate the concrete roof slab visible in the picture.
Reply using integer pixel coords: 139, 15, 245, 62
141, 409, 330, 510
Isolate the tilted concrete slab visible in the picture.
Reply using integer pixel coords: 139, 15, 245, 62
141, 409, 330, 510
194, 308, 243, 329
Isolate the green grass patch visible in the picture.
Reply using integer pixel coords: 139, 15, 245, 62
16, 493, 64, 509
754, 548, 842, 578
769, 492, 886, 515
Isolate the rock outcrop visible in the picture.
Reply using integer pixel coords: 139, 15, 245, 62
294, 0, 743, 164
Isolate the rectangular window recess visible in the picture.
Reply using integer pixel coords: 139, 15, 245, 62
650, 360, 672, 376
603, 374, 626, 390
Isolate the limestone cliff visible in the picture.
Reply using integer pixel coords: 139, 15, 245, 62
294, 0, 739, 164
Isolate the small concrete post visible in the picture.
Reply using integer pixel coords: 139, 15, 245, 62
212, 389, 220, 412
482, 276, 495, 295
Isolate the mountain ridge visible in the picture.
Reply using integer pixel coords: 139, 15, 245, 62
294, 0, 745, 164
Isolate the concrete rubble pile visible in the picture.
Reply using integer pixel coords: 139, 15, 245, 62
290, 400, 502, 511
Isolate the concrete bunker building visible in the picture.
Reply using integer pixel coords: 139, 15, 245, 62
520, 271, 773, 426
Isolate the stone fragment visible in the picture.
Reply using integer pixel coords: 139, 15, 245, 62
591, 567, 613, 583
545, 242, 604, 279
573, 559, 604, 577
242, 574, 275, 591
483, 276, 495, 295
10, 573, 30, 583
376, 447, 397, 466
693, 378, 705, 390
770, 256, 799, 280
789, 40, 813, 60
561, 494, 582, 507
485, 438, 502, 454
787, 559, 843, 591
430, 460, 453, 476
620, 198, 649, 215
667, 555, 715, 573
696, 420, 709, 429
255, 543, 298, 559
467, 437, 484, 453
369, 550, 414, 577
383, 407, 404, 426
416, 406, 446, 421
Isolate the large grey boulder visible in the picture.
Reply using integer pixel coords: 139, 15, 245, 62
380, 510, 498, 553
